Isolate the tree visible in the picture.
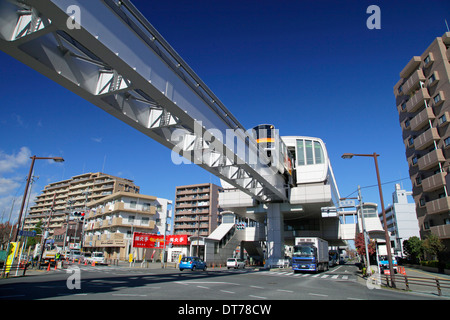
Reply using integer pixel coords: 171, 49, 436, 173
423, 233, 445, 261
355, 232, 376, 258
404, 236, 424, 263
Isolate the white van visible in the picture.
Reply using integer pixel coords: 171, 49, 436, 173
86, 252, 105, 265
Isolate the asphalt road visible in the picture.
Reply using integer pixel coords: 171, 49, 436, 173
0, 263, 448, 301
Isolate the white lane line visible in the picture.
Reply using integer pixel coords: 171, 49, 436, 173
220, 290, 235, 294
277, 289, 294, 293
249, 295, 267, 299
308, 293, 328, 297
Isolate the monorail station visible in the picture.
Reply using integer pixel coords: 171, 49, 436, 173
218, 135, 343, 267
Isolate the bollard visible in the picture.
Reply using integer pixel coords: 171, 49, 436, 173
436, 278, 441, 296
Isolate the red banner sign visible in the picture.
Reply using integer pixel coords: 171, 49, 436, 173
132, 232, 189, 248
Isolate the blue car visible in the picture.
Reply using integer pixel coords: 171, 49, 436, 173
179, 256, 207, 271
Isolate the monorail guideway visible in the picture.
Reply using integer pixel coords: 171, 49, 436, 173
0, 0, 325, 266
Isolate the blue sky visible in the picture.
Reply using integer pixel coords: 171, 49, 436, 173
1, 0, 449, 223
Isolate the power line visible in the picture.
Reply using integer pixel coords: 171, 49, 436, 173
343, 177, 410, 199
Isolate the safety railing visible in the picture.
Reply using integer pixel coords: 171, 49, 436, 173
380, 273, 450, 296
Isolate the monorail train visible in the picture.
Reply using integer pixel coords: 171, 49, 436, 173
252, 124, 294, 185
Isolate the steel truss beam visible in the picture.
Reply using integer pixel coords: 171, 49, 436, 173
0, 0, 288, 202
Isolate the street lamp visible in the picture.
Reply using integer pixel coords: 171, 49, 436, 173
341, 152, 396, 287
14, 155, 65, 242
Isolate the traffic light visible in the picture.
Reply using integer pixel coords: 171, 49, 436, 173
73, 212, 85, 220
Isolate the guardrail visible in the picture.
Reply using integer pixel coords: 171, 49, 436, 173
380, 273, 450, 296
0, 264, 29, 278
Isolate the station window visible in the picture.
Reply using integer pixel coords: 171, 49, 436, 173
296, 139, 325, 166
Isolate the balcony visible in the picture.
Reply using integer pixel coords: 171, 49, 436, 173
422, 172, 447, 193
403, 69, 426, 95
414, 127, 440, 150
406, 88, 430, 113
400, 56, 421, 79
430, 224, 450, 240
426, 196, 450, 215
418, 148, 445, 171
410, 107, 435, 132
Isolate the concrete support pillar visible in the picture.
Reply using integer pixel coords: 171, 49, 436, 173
265, 203, 284, 267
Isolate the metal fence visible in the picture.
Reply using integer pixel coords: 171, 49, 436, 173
380, 273, 450, 297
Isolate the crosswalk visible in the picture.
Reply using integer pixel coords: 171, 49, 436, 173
258, 270, 353, 281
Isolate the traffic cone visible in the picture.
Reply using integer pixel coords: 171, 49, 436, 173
47, 263, 51, 271
84, 260, 87, 266
91, 261, 95, 267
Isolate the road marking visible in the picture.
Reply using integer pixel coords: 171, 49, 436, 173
220, 290, 235, 294
277, 289, 294, 293
250, 285, 264, 289
342, 276, 349, 280
249, 295, 267, 299
112, 294, 147, 297
321, 275, 329, 279
347, 297, 363, 300
331, 275, 339, 279
197, 286, 210, 289
308, 293, 328, 297
312, 274, 321, 278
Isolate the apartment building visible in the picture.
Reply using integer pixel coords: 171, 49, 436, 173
394, 32, 450, 250
380, 184, 420, 256
174, 183, 222, 238
84, 192, 172, 261
23, 172, 140, 237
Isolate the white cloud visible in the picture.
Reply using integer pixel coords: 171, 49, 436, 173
0, 177, 22, 196
0, 146, 31, 173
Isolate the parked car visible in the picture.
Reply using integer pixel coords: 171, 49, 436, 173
227, 258, 245, 269
86, 252, 105, 265
179, 256, 207, 271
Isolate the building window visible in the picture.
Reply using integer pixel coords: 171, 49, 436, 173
296, 140, 305, 166
296, 139, 325, 166
444, 218, 450, 225
433, 94, 441, 104
439, 114, 447, 125
419, 198, 426, 207
404, 119, 410, 128
412, 156, 418, 165
408, 137, 414, 146
398, 85, 403, 94
428, 74, 436, 85
424, 55, 431, 65
130, 201, 137, 209
444, 137, 450, 147
314, 141, 324, 164
415, 176, 422, 186
401, 102, 406, 110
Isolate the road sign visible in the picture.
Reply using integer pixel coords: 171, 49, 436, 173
321, 207, 337, 218
18, 230, 36, 237
339, 200, 356, 208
